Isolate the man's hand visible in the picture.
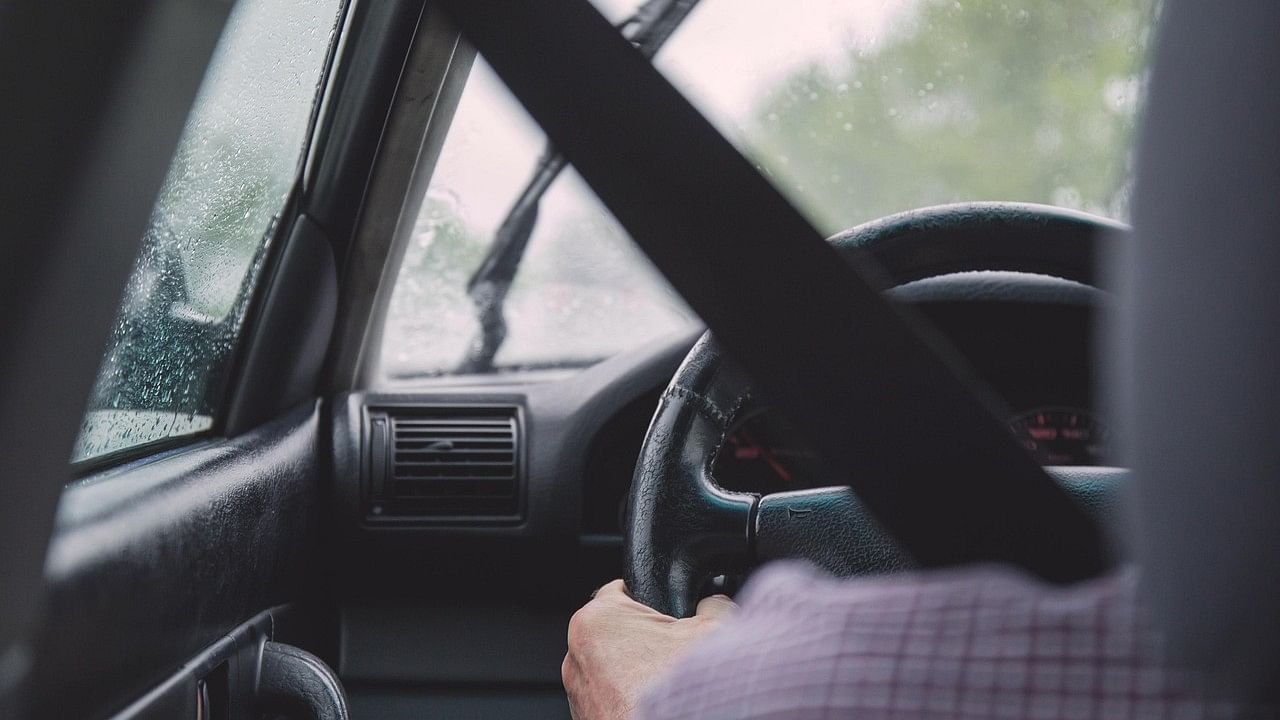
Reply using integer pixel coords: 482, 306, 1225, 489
562, 580, 735, 720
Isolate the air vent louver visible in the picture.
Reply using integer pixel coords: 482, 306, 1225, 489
365, 406, 521, 521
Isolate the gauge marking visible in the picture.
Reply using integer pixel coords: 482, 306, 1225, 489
1008, 406, 1107, 466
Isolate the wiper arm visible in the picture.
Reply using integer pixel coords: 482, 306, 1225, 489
457, 147, 565, 374
458, 0, 702, 374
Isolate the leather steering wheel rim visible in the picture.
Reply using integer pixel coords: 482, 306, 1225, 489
623, 202, 1127, 618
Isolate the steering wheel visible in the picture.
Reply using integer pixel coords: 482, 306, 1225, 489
624, 202, 1128, 618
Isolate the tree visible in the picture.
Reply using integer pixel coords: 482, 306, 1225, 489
747, 0, 1156, 235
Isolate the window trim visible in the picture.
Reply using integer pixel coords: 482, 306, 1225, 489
319, 6, 476, 393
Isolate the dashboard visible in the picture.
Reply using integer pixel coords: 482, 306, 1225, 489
712, 283, 1107, 495
332, 270, 1107, 600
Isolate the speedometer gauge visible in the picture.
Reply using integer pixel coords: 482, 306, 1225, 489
714, 405, 1109, 495
1008, 407, 1107, 466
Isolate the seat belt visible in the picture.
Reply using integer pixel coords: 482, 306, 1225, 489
434, 0, 1107, 582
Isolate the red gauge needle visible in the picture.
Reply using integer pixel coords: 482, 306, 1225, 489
735, 428, 794, 485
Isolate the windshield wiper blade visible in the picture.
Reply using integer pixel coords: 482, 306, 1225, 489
458, 0, 702, 374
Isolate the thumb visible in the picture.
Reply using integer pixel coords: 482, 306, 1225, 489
694, 594, 737, 619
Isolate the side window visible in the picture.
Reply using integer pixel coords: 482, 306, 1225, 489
72, 0, 343, 464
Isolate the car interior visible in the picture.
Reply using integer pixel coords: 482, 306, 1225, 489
1, 0, 1276, 718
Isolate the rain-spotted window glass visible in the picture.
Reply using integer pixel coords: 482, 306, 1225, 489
378, 56, 699, 381
72, 0, 343, 463
379, 0, 1154, 380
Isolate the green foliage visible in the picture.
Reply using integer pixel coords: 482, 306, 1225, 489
403, 195, 487, 282
385, 194, 488, 366
747, 0, 1156, 234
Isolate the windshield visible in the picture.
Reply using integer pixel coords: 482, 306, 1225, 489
379, 0, 1155, 380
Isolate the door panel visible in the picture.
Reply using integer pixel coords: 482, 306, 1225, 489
28, 403, 323, 719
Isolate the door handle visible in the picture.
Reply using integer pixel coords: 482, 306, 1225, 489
256, 641, 349, 720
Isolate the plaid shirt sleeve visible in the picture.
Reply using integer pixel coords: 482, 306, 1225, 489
637, 563, 1233, 720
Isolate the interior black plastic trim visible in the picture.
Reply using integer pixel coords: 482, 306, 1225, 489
339, 602, 568, 685
333, 329, 703, 544
329, 330, 700, 611
305, 0, 430, 263
225, 214, 339, 435
108, 610, 274, 720
28, 403, 323, 720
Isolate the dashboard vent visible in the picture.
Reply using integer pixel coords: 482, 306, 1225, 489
365, 406, 521, 521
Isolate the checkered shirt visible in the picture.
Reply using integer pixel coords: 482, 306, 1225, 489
638, 563, 1242, 720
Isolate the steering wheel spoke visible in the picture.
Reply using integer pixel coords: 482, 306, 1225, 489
625, 385, 756, 618
754, 487, 912, 577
